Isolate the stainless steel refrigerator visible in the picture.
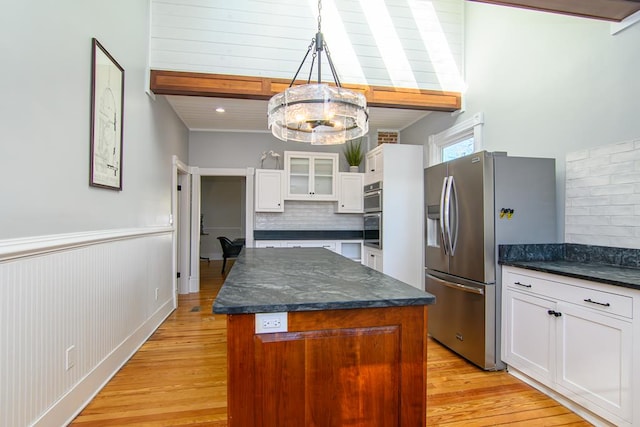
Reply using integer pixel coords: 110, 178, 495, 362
425, 151, 557, 370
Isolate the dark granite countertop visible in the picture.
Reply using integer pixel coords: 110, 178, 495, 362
254, 230, 363, 240
499, 244, 640, 290
213, 248, 435, 314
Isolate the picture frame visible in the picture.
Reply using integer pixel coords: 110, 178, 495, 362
89, 38, 124, 190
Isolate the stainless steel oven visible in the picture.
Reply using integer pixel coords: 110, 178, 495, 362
363, 212, 382, 249
363, 181, 382, 213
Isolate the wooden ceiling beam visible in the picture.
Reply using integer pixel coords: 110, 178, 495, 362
467, 0, 640, 22
150, 70, 462, 112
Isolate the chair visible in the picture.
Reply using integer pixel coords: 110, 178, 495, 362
217, 236, 244, 274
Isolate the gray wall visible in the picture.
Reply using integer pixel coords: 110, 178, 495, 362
402, 2, 640, 240
189, 131, 362, 172
1, 0, 188, 240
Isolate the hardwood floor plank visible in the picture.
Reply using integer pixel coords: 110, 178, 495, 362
71, 259, 592, 426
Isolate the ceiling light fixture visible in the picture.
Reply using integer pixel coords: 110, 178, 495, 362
215, 107, 225, 113
267, 0, 368, 145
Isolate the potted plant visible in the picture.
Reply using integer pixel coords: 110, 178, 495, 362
343, 138, 364, 172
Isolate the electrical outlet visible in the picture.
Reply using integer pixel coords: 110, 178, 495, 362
255, 312, 288, 334
155, 288, 159, 301
65, 345, 76, 371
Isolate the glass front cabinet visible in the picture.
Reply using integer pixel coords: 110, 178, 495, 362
284, 151, 339, 200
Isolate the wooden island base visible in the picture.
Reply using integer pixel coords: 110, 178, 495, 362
227, 305, 427, 427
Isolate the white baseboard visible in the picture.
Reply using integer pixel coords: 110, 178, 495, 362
507, 366, 618, 427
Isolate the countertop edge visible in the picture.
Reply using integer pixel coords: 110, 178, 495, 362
213, 297, 436, 314
500, 260, 639, 291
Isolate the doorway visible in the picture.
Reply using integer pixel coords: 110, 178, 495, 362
200, 176, 246, 261
187, 167, 255, 293
172, 156, 192, 303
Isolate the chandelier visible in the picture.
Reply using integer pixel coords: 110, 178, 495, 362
267, 0, 369, 145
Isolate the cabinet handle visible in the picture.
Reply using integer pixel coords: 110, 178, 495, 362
514, 281, 532, 288
584, 298, 611, 307
547, 310, 562, 317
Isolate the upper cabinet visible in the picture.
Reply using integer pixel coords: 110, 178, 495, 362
364, 145, 384, 185
255, 169, 284, 212
336, 172, 364, 213
284, 151, 338, 201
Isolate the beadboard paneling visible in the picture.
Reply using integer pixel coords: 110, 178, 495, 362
150, 0, 464, 92
0, 229, 174, 427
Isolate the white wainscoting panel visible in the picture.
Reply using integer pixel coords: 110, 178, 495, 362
0, 228, 174, 427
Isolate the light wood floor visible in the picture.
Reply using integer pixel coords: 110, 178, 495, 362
71, 260, 591, 426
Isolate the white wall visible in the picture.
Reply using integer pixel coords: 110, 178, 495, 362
402, 3, 640, 241
0, 1, 188, 425
1, 0, 188, 240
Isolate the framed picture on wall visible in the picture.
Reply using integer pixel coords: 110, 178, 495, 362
89, 38, 124, 190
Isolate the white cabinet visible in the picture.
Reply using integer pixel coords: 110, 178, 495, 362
364, 146, 383, 185
286, 241, 337, 252
362, 144, 423, 289
363, 246, 383, 273
502, 266, 634, 426
339, 241, 362, 262
284, 151, 338, 200
254, 240, 362, 261
255, 169, 284, 212
254, 241, 284, 248
503, 289, 556, 386
336, 172, 363, 213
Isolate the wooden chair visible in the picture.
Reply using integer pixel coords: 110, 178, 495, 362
217, 236, 244, 274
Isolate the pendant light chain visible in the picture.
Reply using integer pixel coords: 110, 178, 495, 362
266, 0, 369, 145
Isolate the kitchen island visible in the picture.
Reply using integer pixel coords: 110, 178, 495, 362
213, 247, 435, 427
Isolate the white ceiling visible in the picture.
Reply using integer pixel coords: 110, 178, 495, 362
164, 95, 431, 134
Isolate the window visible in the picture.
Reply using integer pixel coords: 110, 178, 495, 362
428, 112, 484, 166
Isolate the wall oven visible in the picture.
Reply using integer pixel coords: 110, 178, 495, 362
363, 212, 382, 249
363, 181, 382, 213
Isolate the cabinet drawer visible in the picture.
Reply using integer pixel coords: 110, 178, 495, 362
255, 241, 283, 248
504, 269, 633, 319
286, 241, 337, 252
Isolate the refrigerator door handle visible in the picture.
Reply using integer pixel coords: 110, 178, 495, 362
449, 175, 459, 256
428, 274, 484, 295
444, 175, 455, 256
439, 176, 449, 255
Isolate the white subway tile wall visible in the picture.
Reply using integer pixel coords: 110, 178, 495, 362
255, 201, 363, 230
565, 139, 640, 248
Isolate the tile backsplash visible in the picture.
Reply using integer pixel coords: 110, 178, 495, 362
255, 201, 363, 230
565, 139, 640, 248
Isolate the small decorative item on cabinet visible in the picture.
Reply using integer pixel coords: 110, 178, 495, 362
343, 138, 363, 172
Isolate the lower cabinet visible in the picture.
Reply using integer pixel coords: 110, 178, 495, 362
502, 266, 635, 426
363, 246, 383, 273
254, 240, 362, 262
